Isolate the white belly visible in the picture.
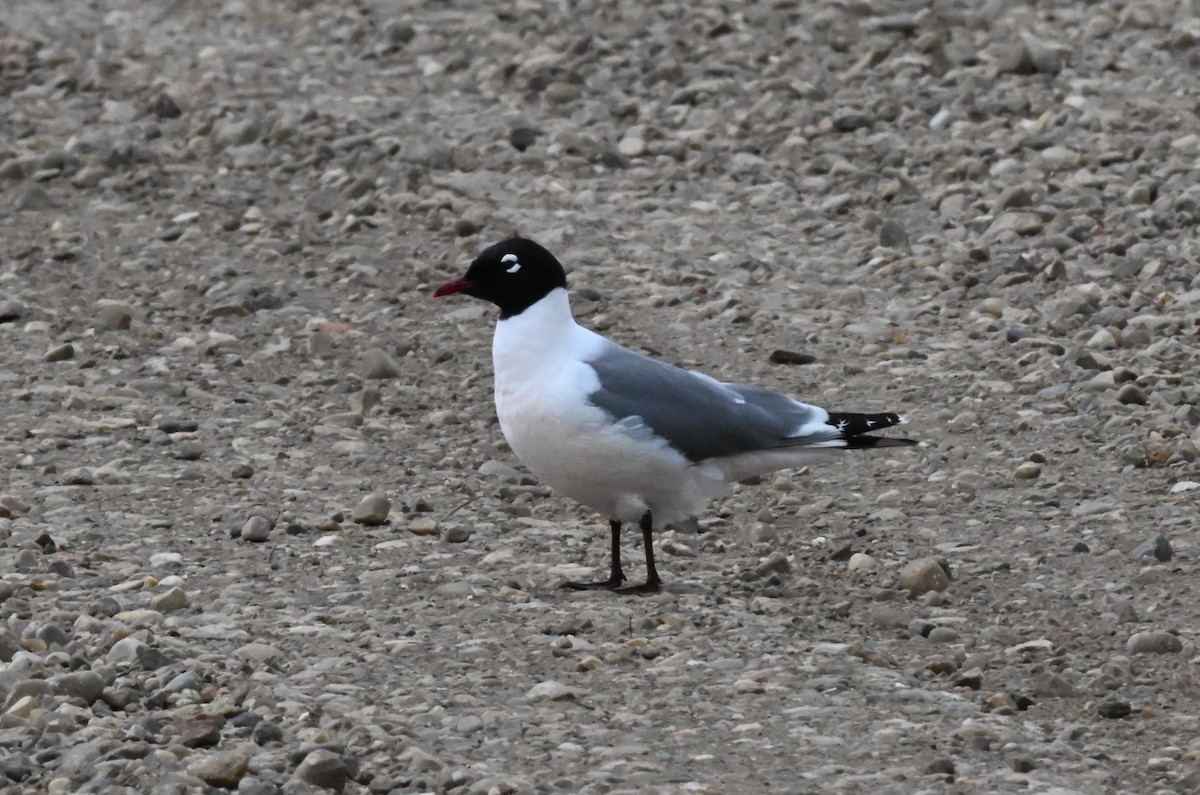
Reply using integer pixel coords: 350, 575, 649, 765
495, 377, 723, 525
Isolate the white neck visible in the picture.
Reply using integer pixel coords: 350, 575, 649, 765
492, 288, 589, 384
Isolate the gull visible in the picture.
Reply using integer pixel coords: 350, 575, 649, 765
435, 238, 915, 593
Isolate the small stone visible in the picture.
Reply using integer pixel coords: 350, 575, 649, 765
898, 558, 950, 595
478, 459, 522, 481
544, 82, 581, 104
847, 552, 878, 572
49, 671, 105, 704
363, 347, 403, 379
295, 749, 348, 793
1074, 350, 1111, 370
5, 695, 38, 718
409, 516, 439, 536
231, 463, 254, 479
754, 550, 791, 577
1126, 630, 1183, 655
151, 586, 189, 612
1130, 534, 1172, 562
984, 692, 1018, 711
925, 758, 955, 777
1012, 757, 1037, 773
985, 211, 1043, 239
188, 749, 249, 789
617, 135, 646, 157
241, 515, 273, 542
444, 526, 471, 543
61, 467, 96, 486
149, 92, 182, 119
173, 441, 205, 461
252, 720, 284, 745
96, 304, 133, 330
1086, 327, 1119, 349
832, 109, 873, 132
993, 186, 1034, 213
1115, 383, 1148, 405
44, 343, 75, 362
158, 419, 199, 433
509, 126, 541, 151
878, 219, 908, 249
352, 493, 391, 525
1097, 700, 1132, 719
0, 299, 26, 323
180, 714, 226, 748
767, 349, 816, 365
526, 680, 579, 701
1014, 461, 1041, 479
1034, 672, 1078, 698
927, 626, 960, 644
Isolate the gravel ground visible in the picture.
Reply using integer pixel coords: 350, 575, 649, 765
3, 0, 1200, 793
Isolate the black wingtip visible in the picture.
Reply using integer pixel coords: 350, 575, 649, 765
842, 435, 918, 449
826, 411, 915, 449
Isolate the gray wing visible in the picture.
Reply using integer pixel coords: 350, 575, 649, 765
586, 343, 837, 463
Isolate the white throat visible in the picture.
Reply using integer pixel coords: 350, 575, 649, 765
491, 288, 584, 384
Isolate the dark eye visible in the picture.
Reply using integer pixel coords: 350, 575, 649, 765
501, 254, 521, 274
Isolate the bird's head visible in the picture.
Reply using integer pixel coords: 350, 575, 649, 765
434, 237, 568, 319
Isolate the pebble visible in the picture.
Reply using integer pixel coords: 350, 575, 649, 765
544, 82, 581, 104
409, 516, 439, 536
847, 552, 878, 572
188, 749, 250, 789
1014, 462, 1041, 479
158, 419, 199, 433
151, 586, 189, 612
352, 493, 391, 525
294, 749, 349, 792
363, 348, 403, 379
0, 299, 25, 323
96, 304, 133, 330
444, 525, 472, 543
241, 515, 273, 542
1115, 383, 1148, 405
44, 343, 75, 362
1130, 534, 1173, 562
526, 681, 580, 702
898, 558, 950, 595
1126, 630, 1183, 655
49, 671, 105, 704
173, 440, 205, 461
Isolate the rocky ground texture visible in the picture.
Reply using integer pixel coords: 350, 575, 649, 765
3, 0, 1200, 793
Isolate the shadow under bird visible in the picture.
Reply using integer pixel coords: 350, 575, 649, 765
434, 238, 916, 594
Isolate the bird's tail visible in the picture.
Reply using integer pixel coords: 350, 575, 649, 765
825, 412, 916, 449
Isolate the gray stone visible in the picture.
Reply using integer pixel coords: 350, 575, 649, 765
363, 347, 403, 380
352, 493, 391, 525
0, 299, 25, 323
44, 343, 76, 362
294, 749, 348, 792
444, 525, 472, 543
899, 558, 951, 595
1130, 534, 1173, 562
152, 588, 189, 612
189, 749, 250, 789
48, 670, 105, 704
1115, 383, 1148, 405
242, 515, 274, 542
1126, 630, 1183, 655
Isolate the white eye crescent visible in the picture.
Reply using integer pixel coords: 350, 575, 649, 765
501, 253, 521, 273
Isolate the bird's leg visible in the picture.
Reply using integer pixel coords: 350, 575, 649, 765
615, 511, 662, 595
563, 520, 627, 590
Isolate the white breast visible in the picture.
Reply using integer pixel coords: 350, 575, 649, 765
490, 290, 724, 524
